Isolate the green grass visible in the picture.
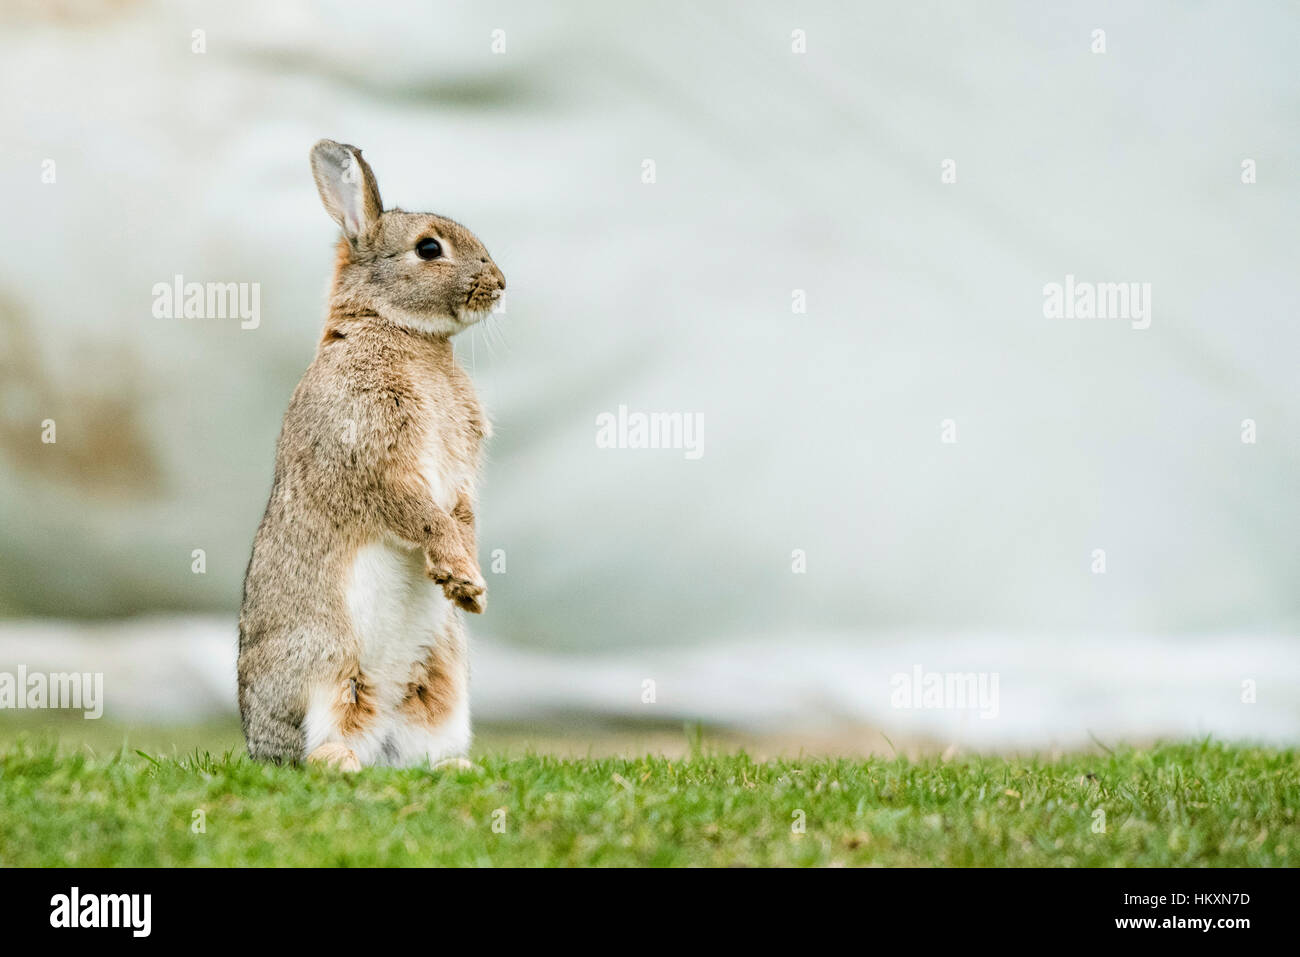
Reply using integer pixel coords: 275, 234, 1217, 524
0, 738, 1295, 866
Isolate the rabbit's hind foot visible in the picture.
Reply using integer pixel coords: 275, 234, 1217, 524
308, 742, 362, 773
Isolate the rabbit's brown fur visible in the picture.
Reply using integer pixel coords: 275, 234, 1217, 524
238, 140, 504, 769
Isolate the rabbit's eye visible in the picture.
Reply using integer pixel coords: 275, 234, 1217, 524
415, 238, 443, 260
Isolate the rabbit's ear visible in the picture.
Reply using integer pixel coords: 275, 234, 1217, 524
310, 139, 383, 240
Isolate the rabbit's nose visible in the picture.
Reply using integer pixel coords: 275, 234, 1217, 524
490, 263, 505, 291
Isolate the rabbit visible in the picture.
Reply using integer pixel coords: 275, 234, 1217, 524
237, 139, 505, 771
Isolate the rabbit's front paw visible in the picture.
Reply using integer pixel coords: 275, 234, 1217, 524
445, 577, 486, 614
425, 553, 487, 613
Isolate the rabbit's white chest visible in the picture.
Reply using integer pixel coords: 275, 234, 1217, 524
417, 424, 476, 512
344, 538, 449, 690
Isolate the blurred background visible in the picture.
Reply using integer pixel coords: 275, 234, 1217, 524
1, 0, 1297, 755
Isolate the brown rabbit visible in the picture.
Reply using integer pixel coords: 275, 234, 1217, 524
237, 140, 505, 771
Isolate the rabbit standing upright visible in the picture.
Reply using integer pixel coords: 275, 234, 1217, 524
238, 140, 505, 771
